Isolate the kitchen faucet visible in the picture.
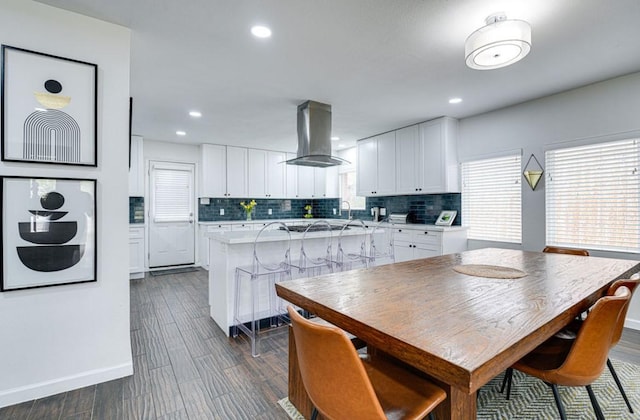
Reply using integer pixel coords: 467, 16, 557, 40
341, 200, 352, 220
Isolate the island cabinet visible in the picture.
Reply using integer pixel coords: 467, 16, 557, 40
200, 144, 248, 198
247, 149, 286, 198
392, 224, 467, 263
395, 117, 460, 194
356, 131, 396, 196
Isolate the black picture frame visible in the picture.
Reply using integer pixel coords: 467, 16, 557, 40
1, 176, 97, 291
1, 45, 98, 166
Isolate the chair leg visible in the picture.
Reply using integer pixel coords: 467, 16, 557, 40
250, 275, 260, 357
549, 384, 567, 420
311, 407, 319, 420
586, 385, 605, 420
428, 412, 435, 420
607, 357, 634, 413
499, 368, 513, 400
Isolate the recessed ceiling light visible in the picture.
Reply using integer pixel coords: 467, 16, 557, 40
176, 131, 186, 136
331, 136, 340, 141
189, 110, 202, 118
251, 25, 272, 38
449, 98, 463, 104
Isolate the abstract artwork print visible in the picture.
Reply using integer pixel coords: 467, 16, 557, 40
1, 45, 97, 166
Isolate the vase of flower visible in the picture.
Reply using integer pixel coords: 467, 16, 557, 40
240, 200, 257, 221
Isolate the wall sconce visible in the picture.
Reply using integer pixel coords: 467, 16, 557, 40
523, 154, 544, 190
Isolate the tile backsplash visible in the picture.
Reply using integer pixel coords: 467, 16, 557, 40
198, 193, 461, 225
129, 196, 144, 223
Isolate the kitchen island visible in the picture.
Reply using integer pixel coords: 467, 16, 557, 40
206, 224, 371, 335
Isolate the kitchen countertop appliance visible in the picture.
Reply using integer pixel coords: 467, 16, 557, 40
388, 213, 409, 224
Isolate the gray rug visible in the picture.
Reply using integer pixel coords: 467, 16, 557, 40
149, 267, 198, 276
278, 359, 640, 419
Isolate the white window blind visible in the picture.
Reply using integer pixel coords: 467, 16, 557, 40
546, 138, 640, 253
153, 167, 192, 222
461, 154, 522, 243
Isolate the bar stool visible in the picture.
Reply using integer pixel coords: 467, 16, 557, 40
332, 219, 371, 272
289, 220, 334, 278
233, 221, 291, 357
368, 219, 395, 267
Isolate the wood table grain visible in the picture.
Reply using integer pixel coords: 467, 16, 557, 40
276, 248, 640, 419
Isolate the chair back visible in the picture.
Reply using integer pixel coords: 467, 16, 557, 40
554, 286, 631, 386
252, 222, 291, 273
542, 246, 589, 256
607, 278, 640, 347
299, 220, 333, 272
287, 306, 387, 419
369, 220, 394, 265
337, 219, 368, 266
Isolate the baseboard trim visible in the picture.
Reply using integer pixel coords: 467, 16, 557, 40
0, 362, 133, 408
624, 317, 640, 331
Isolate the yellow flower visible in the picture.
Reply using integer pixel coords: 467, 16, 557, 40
304, 204, 312, 211
240, 200, 257, 211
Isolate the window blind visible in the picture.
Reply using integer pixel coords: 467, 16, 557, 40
461, 154, 522, 243
546, 138, 640, 253
153, 167, 192, 222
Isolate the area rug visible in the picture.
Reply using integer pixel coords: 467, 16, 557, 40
278, 359, 640, 419
453, 264, 527, 279
149, 267, 198, 276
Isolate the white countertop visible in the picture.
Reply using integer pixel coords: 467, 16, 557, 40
199, 218, 467, 232
206, 226, 371, 244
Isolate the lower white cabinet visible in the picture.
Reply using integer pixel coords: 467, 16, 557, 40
129, 226, 145, 279
393, 226, 467, 263
199, 223, 233, 269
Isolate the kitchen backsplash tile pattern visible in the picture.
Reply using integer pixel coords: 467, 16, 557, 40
198, 193, 461, 225
129, 196, 144, 223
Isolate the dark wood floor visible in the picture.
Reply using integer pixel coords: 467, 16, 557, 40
1, 268, 639, 419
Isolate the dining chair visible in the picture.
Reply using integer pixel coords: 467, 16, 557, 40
603, 276, 640, 413
368, 220, 395, 267
542, 246, 590, 256
500, 286, 632, 420
332, 219, 371, 272
289, 220, 334, 278
286, 306, 446, 420
233, 221, 292, 357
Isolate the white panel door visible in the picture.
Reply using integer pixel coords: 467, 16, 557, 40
267, 151, 286, 198
376, 131, 396, 195
200, 144, 227, 197
149, 161, 195, 268
226, 146, 248, 197
356, 137, 377, 196
395, 125, 420, 194
247, 149, 267, 197
285, 153, 298, 198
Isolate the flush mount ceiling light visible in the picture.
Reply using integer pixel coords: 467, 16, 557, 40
465, 13, 531, 70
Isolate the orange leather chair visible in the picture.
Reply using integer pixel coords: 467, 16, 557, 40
500, 286, 631, 420
604, 277, 640, 413
542, 246, 590, 256
286, 306, 446, 420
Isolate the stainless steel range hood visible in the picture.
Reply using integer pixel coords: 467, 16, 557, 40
285, 100, 349, 167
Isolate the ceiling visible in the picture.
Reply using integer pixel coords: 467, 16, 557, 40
36, 0, 640, 152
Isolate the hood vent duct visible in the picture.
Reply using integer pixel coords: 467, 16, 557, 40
285, 100, 349, 167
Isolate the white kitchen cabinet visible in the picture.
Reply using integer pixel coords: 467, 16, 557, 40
200, 144, 227, 197
128, 136, 144, 196
356, 131, 396, 196
324, 166, 339, 198
247, 149, 286, 198
226, 146, 248, 197
199, 223, 232, 269
392, 225, 467, 263
297, 165, 315, 198
286, 153, 298, 198
417, 117, 459, 193
129, 226, 145, 279
395, 117, 459, 194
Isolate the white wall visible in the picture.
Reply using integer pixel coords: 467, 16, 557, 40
458, 71, 640, 329
0, 0, 132, 407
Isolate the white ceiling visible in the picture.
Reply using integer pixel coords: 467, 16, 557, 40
35, 0, 640, 152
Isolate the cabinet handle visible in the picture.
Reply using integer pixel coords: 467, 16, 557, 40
424, 231, 428, 235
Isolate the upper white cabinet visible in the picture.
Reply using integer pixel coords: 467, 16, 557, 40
200, 144, 248, 197
324, 166, 339, 198
128, 136, 144, 196
418, 117, 459, 193
248, 149, 286, 198
393, 116, 460, 196
200, 144, 227, 197
356, 131, 396, 196
286, 152, 298, 198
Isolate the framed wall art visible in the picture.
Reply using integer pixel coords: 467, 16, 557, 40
435, 210, 457, 226
1, 45, 98, 166
1, 176, 97, 291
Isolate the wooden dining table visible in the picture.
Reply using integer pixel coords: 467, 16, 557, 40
275, 247, 640, 420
